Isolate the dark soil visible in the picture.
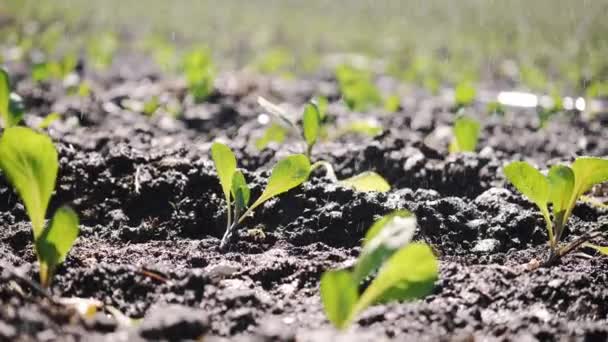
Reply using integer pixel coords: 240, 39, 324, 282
1, 54, 608, 341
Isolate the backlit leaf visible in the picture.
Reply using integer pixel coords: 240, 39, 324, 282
449, 115, 480, 153
340, 171, 390, 193
320, 270, 358, 330
211, 142, 237, 205
0, 127, 58, 237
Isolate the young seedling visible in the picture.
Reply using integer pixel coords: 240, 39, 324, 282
320, 211, 438, 329
504, 157, 608, 265
449, 115, 481, 153
335, 64, 383, 112
454, 81, 476, 108
0, 127, 80, 287
257, 97, 391, 193
0, 68, 24, 128
211, 142, 311, 250
182, 48, 215, 103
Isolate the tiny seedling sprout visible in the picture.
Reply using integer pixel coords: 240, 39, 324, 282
0, 68, 24, 129
449, 115, 481, 153
0, 127, 80, 287
320, 211, 438, 329
504, 157, 608, 264
211, 142, 311, 250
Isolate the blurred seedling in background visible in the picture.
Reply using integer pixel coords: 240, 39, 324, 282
449, 115, 480, 153
504, 157, 608, 265
0, 68, 24, 128
211, 142, 311, 250
257, 96, 390, 192
0, 127, 79, 287
335, 64, 383, 112
32, 52, 78, 82
453, 81, 476, 109
182, 48, 215, 103
321, 211, 438, 329
252, 48, 295, 79
86, 31, 119, 70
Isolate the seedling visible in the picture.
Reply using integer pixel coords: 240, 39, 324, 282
257, 96, 325, 159
335, 65, 383, 112
182, 48, 215, 103
211, 142, 311, 250
504, 157, 608, 264
320, 211, 438, 329
0, 127, 80, 287
449, 115, 480, 153
257, 97, 391, 192
0, 68, 24, 128
454, 81, 476, 108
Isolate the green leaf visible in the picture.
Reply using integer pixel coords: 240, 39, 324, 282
383, 94, 400, 113
454, 81, 476, 106
335, 120, 383, 138
352, 210, 416, 283
320, 270, 359, 330
302, 103, 321, 150
250, 154, 311, 211
0, 127, 58, 238
38, 112, 62, 129
355, 243, 437, 315
570, 157, 608, 205
547, 165, 574, 220
255, 123, 287, 150
583, 243, 608, 255
231, 170, 250, 215
211, 142, 237, 205
449, 115, 480, 153
0, 69, 23, 128
314, 96, 328, 120
504, 161, 553, 240
340, 171, 390, 193
36, 206, 79, 287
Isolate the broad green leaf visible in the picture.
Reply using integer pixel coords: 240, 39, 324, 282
454, 81, 476, 106
231, 170, 250, 215
547, 165, 574, 220
250, 154, 311, 211
354, 243, 437, 315
302, 103, 321, 148
38, 112, 62, 129
569, 157, 608, 211
340, 171, 390, 193
0, 127, 58, 238
36, 207, 79, 287
583, 243, 608, 255
352, 210, 415, 283
211, 142, 237, 204
255, 123, 287, 150
449, 115, 480, 153
504, 161, 553, 240
320, 270, 358, 330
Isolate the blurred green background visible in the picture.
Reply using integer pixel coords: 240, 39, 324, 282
3, 0, 608, 93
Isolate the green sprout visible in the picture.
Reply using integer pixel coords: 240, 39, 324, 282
182, 48, 215, 103
320, 211, 438, 329
504, 157, 608, 265
86, 32, 119, 70
211, 142, 311, 250
449, 115, 481, 153
0, 127, 80, 287
454, 81, 476, 108
0, 68, 24, 129
31, 53, 78, 82
256, 97, 390, 193
335, 65, 383, 112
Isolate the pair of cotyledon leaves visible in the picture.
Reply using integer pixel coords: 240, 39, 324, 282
320, 211, 438, 329
504, 157, 608, 248
0, 127, 79, 287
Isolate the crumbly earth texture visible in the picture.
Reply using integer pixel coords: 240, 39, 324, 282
1, 56, 608, 341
